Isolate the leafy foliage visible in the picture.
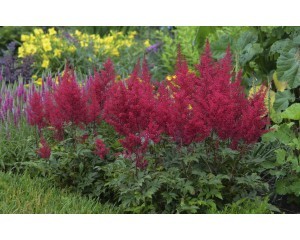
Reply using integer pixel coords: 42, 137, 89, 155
262, 122, 300, 202
0, 171, 119, 213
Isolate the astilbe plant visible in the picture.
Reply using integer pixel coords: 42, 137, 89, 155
85, 59, 115, 125
156, 48, 211, 145
95, 138, 109, 159
37, 136, 51, 159
194, 42, 269, 148
104, 59, 162, 169
157, 43, 268, 148
26, 60, 115, 139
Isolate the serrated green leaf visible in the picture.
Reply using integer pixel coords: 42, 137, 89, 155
270, 39, 293, 55
236, 31, 258, 50
281, 103, 300, 120
276, 180, 289, 195
239, 43, 263, 66
275, 149, 286, 165
273, 90, 295, 112
263, 123, 295, 145
277, 47, 300, 88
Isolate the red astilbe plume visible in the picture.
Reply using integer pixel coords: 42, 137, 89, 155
157, 48, 211, 145
103, 60, 161, 168
95, 138, 109, 159
85, 85, 101, 124
84, 59, 115, 125
52, 65, 88, 127
195, 42, 268, 147
26, 91, 46, 130
37, 137, 51, 159
233, 87, 269, 147
91, 59, 115, 109
43, 91, 65, 140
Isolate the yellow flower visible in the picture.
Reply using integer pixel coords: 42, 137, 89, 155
42, 59, 50, 68
166, 75, 172, 81
54, 49, 62, 57
104, 36, 114, 44
188, 104, 193, 110
111, 48, 119, 56
33, 28, 43, 36
55, 77, 60, 85
18, 47, 24, 58
34, 78, 43, 86
115, 75, 121, 81
80, 40, 88, 47
24, 43, 37, 55
68, 45, 76, 53
32, 75, 38, 80
21, 34, 29, 42
48, 28, 57, 35
128, 31, 137, 39
75, 30, 82, 36
42, 38, 52, 52
144, 39, 151, 48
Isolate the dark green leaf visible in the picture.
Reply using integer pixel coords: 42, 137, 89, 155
277, 47, 300, 88
273, 90, 295, 112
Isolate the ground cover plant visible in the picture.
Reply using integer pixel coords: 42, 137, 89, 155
0, 171, 119, 213
1, 26, 299, 213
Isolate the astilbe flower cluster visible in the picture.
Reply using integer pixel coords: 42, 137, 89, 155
26, 43, 268, 166
156, 48, 211, 145
194, 42, 269, 148
26, 60, 115, 139
26, 91, 46, 130
26, 61, 114, 159
157, 42, 268, 148
95, 138, 109, 159
37, 137, 51, 159
85, 59, 115, 124
104, 59, 161, 169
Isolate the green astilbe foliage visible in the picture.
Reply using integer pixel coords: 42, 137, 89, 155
92, 137, 276, 213
262, 122, 300, 200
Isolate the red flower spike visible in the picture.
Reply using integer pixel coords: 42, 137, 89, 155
95, 139, 109, 159
37, 137, 51, 159
26, 91, 46, 130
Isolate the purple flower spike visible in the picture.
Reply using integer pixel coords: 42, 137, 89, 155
146, 42, 162, 53
17, 83, 25, 98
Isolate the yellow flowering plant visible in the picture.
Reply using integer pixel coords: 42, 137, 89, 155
18, 28, 147, 77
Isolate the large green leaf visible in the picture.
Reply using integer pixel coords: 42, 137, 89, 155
210, 31, 262, 66
210, 34, 232, 59
270, 39, 293, 55
239, 43, 263, 66
236, 31, 258, 50
277, 47, 300, 88
262, 122, 295, 145
281, 103, 300, 120
273, 90, 295, 112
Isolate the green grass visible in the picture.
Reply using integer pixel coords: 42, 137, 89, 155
0, 171, 119, 214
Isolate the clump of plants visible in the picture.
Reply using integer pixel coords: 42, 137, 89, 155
22, 42, 275, 213
17, 28, 151, 77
